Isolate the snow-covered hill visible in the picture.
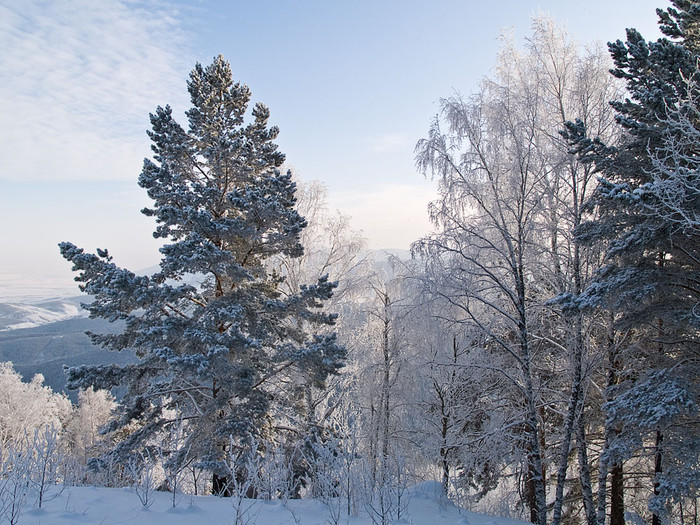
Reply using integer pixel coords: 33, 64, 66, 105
0, 297, 87, 332
14, 481, 528, 525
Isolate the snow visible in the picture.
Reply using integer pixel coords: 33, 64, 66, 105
14, 482, 529, 525
0, 299, 86, 331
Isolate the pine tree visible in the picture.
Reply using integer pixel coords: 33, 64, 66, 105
569, 1, 700, 337
59, 55, 345, 493
564, 2, 700, 520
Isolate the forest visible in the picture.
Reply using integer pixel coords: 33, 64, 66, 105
1, 2, 699, 524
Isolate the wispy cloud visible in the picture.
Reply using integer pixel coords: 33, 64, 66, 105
366, 133, 411, 153
0, 0, 193, 181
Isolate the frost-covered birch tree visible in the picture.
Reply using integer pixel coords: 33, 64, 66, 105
59, 55, 345, 495
0, 362, 71, 450
515, 20, 621, 525
415, 51, 550, 525
415, 17, 622, 524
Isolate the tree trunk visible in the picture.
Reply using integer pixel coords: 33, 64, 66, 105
213, 472, 231, 497
510, 255, 546, 525
523, 357, 547, 525
212, 377, 232, 497
380, 291, 391, 485
440, 391, 450, 494
440, 444, 450, 496
610, 461, 625, 525
652, 299, 664, 525
552, 314, 585, 525
652, 430, 663, 525
517, 275, 547, 525
577, 418, 596, 525
596, 437, 610, 525
598, 314, 624, 525
439, 335, 458, 496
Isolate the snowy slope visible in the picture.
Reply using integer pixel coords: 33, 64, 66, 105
16, 482, 528, 525
0, 297, 87, 331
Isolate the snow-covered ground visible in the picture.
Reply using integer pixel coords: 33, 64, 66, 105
15, 482, 528, 525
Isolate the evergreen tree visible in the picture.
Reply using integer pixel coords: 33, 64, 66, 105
564, 1, 700, 519
60, 55, 345, 493
568, 1, 700, 339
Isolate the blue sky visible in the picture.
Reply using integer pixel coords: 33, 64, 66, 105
0, 0, 663, 299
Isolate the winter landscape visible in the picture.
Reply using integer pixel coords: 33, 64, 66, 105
2, 1, 700, 524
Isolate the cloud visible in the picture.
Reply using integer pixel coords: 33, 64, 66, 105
329, 181, 437, 250
0, 0, 193, 181
366, 133, 411, 153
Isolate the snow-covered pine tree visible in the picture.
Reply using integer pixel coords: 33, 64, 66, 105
59, 55, 345, 494
563, 2, 700, 520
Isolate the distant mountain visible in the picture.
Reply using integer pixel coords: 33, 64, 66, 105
0, 295, 135, 398
0, 253, 412, 397
0, 296, 88, 331
0, 313, 133, 399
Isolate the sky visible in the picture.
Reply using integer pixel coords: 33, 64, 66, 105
0, 0, 664, 300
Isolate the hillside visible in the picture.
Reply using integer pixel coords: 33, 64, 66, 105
0, 312, 132, 398
0, 296, 87, 331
